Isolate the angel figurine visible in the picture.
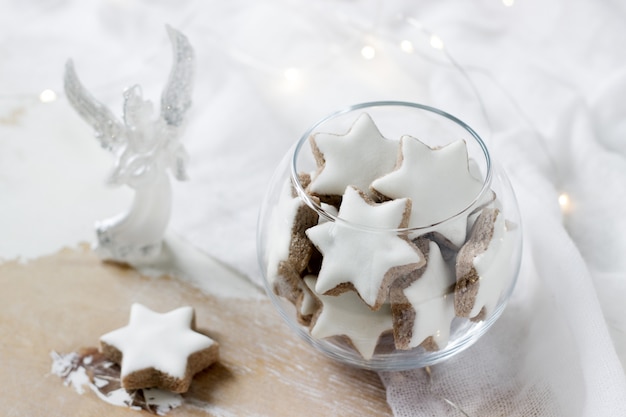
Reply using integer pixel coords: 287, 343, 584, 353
64, 25, 194, 265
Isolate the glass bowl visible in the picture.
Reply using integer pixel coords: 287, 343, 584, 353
257, 101, 522, 371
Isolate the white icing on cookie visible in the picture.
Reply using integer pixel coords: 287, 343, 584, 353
400, 240, 455, 349
265, 177, 303, 283
304, 276, 392, 360
308, 113, 398, 197
50, 349, 185, 413
319, 202, 338, 221
100, 303, 216, 379
299, 275, 319, 317
50, 351, 90, 395
371, 136, 483, 247
305, 186, 424, 309
470, 215, 515, 317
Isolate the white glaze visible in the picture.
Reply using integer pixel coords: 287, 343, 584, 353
308, 113, 398, 197
299, 275, 318, 317
50, 351, 90, 395
50, 350, 183, 414
89, 386, 135, 409
100, 303, 215, 379
319, 202, 339, 221
265, 178, 303, 283
305, 186, 424, 309
401, 240, 456, 349
371, 136, 483, 247
142, 388, 184, 413
471, 214, 515, 317
304, 276, 392, 360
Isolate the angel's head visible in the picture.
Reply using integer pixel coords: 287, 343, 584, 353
64, 25, 194, 191
107, 85, 188, 189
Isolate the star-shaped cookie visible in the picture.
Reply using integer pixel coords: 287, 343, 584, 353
305, 186, 425, 310
266, 174, 319, 305
308, 113, 398, 200
371, 136, 483, 247
304, 276, 392, 360
455, 208, 515, 318
390, 239, 456, 351
100, 303, 219, 393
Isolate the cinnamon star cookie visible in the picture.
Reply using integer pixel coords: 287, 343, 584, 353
305, 186, 425, 310
308, 113, 398, 203
371, 136, 483, 247
100, 303, 219, 393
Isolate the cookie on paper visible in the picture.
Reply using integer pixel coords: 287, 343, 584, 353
100, 303, 219, 393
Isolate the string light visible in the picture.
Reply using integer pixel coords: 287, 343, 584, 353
361, 45, 376, 60
558, 193, 571, 213
39, 89, 57, 103
400, 40, 414, 54
283, 67, 300, 82
429, 35, 444, 50
279, 67, 305, 93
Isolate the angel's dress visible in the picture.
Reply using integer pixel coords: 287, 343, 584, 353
95, 171, 172, 265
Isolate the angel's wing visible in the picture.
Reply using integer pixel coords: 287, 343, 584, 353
160, 25, 195, 127
64, 60, 125, 152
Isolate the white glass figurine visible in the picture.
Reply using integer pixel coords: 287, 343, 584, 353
64, 25, 194, 265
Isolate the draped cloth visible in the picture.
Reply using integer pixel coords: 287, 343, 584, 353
1, 0, 626, 414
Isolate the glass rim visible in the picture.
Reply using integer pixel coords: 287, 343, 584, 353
290, 100, 493, 233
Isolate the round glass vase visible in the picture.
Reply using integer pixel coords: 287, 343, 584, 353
257, 101, 522, 371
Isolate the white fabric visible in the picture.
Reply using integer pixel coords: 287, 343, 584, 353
1, 0, 626, 415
